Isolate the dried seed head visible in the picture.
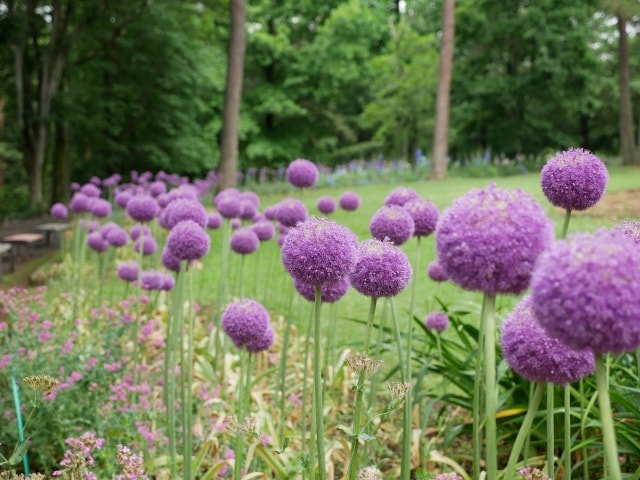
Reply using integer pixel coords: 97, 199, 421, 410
22, 375, 58, 395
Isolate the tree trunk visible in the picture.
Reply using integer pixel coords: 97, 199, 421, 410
52, 121, 71, 203
430, 0, 455, 180
218, 0, 247, 190
617, 14, 636, 165
0, 98, 5, 187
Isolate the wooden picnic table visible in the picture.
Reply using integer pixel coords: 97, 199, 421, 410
1, 233, 45, 259
34, 222, 71, 246
0, 242, 15, 280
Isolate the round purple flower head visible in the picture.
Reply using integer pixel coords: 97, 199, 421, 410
100, 221, 119, 238
403, 198, 439, 237
115, 190, 133, 209
339, 191, 361, 211
231, 218, 241, 230
161, 273, 175, 291
50, 202, 68, 219
281, 217, 358, 286
436, 183, 554, 295
161, 246, 181, 272
90, 198, 112, 218
286, 158, 319, 188
384, 186, 420, 207
126, 194, 158, 223
230, 228, 260, 255
252, 220, 275, 242
611, 220, 640, 245
369, 205, 415, 245
129, 224, 151, 241
246, 324, 275, 353
317, 196, 337, 215
350, 239, 412, 298
80, 183, 101, 198
531, 229, 640, 354
501, 296, 595, 385
239, 198, 258, 221
222, 298, 271, 350
276, 198, 308, 227
149, 181, 167, 197
140, 270, 164, 291
106, 227, 129, 247
215, 189, 242, 219
427, 259, 450, 282
161, 198, 207, 229
540, 148, 608, 211
166, 220, 210, 261
89, 176, 101, 186
207, 212, 223, 230
69, 192, 90, 214
134, 235, 158, 256
87, 231, 109, 253
263, 205, 277, 221
117, 261, 139, 282
294, 277, 350, 303
241, 191, 260, 208
425, 312, 450, 332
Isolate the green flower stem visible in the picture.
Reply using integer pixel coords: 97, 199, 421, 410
561, 209, 572, 238
502, 382, 545, 479
579, 379, 589, 480
368, 299, 389, 410
277, 311, 294, 444
183, 264, 195, 480
347, 297, 378, 480
313, 286, 327, 480
483, 293, 497, 479
473, 295, 487, 480
97, 248, 112, 307
214, 218, 232, 370
301, 307, 314, 478
390, 298, 407, 381
238, 254, 246, 297
523, 382, 534, 469
564, 384, 572, 480
234, 348, 250, 480
547, 383, 555, 478
594, 354, 622, 480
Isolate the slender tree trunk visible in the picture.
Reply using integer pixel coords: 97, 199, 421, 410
52, 121, 71, 203
0, 99, 5, 187
218, 0, 247, 190
430, 0, 455, 180
617, 14, 636, 165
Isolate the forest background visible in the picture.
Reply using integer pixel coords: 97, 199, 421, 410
0, 0, 639, 217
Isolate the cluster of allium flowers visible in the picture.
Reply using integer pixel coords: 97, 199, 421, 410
517, 467, 551, 480
115, 189, 133, 209
230, 228, 260, 255
69, 192, 90, 213
357, 467, 383, 480
222, 298, 274, 352
80, 183, 101, 198
133, 235, 158, 256
286, 158, 319, 188
293, 276, 350, 303
281, 217, 358, 286
90, 198, 112, 218
126, 194, 158, 222
425, 312, 450, 332
276, 198, 308, 227
317, 195, 337, 215
531, 229, 640, 354
501, 296, 594, 385
106, 226, 129, 247
115, 445, 148, 480
166, 220, 210, 261
87, 231, 109, 253
117, 261, 139, 282
384, 186, 420, 207
344, 351, 383, 376
52, 431, 105, 479
215, 189, 242, 219
427, 259, 450, 282
252, 220, 275, 241
129, 224, 150, 241
50, 202, 68, 219
369, 205, 415, 245
436, 183, 554, 295
350, 239, 412, 298
160, 198, 207, 229
339, 191, 361, 211
612, 220, 640, 244
403, 197, 439, 237
540, 148, 608, 211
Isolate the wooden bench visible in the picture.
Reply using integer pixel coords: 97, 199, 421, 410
1, 233, 45, 259
34, 222, 71, 246
0, 242, 15, 280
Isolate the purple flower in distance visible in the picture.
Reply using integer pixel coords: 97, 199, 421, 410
106, 227, 129, 247
90, 198, 112, 218
161, 273, 175, 291
80, 183, 101, 198
612, 220, 640, 244
403, 198, 439, 237
50, 202, 68, 219
115, 190, 133, 209
286, 158, 319, 188
140, 270, 164, 291
241, 191, 260, 208
239, 198, 258, 221
369, 205, 415, 245
427, 260, 450, 282
317, 196, 337, 215
129, 224, 151, 241
230, 218, 241, 230
161, 246, 181, 272
281, 217, 358, 286
246, 324, 275, 353
294, 277, 350, 303
207, 212, 223, 230
230, 228, 260, 255
252, 220, 275, 241
161, 198, 207, 229
69, 192, 90, 214
215, 189, 242, 219
540, 148, 608, 211
425, 312, 450, 332
100, 221, 118, 237
276, 198, 308, 227
117, 261, 139, 282
384, 186, 420, 207
126, 195, 158, 222
436, 183, 553, 295
166, 220, 210, 261
222, 298, 271, 350
149, 181, 167, 197
339, 191, 361, 211
350, 239, 412, 298
133, 235, 158, 256
87, 231, 109, 253
263, 205, 277, 221
89, 176, 101, 186
531, 229, 640, 354
501, 296, 595, 385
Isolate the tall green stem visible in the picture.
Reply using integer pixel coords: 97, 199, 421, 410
234, 348, 250, 480
483, 293, 497, 478
473, 295, 487, 480
564, 385, 572, 480
547, 383, 555, 478
312, 286, 327, 480
561, 209, 572, 238
183, 264, 195, 480
594, 355, 622, 480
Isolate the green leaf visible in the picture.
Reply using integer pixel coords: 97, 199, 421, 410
8, 439, 30, 465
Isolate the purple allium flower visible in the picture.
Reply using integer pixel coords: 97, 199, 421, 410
612, 220, 640, 244
87, 231, 109, 253
436, 183, 554, 295
317, 196, 337, 215
501, 295, 595, 385
106, 227, 129, 247
166, 220, 210, 261
230, 228, 260, 255
294, 277, 350, 303
384, 186, 420, 207
339, 191, 361, 211
350, 239, 412, 298
100, 221, 119, 237
133, 235, 158, 256
81, 219, 100, 232
369, 205, 415, 245
102, 174, 121, 188
207, 212, 223, 229
71, 181, 80, 191
403, 198, 439, 237
69, 192, 90, 214
239, 198, 258, 221
161, 247, 181, 272
117, 261, 139, 282
149, 180, 167, 197
276, 198, 308, 227
281, 217, 358, 286
126, 195, 159, 222
89, 176, 101, 186
50, 202, 68, 219
540, 148, 608, 211
161, 273, 175, 291
115, 190, 133, 209
230, 218, 241, 230
241, 191, 260, 208
80, 183, 101, 198
286, 158, 319, 188
90, 198, 112, 218
215, 189, 242, 219
246, 324, 275, 353
252, 220, 275, 241
222, 298, 271, 350
263, 205, 277, 221
425, 312, 450, 332
160, 198, 207, 229
129, 224, 151, 241
140, 270, 164, 291
531, 229, 640, 354
427, 260, 450, 282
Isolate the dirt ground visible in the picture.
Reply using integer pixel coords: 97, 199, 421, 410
570, 188, 640, 220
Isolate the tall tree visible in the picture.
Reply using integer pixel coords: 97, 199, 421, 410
430, 0, 454, 180
218, 0, 247, 190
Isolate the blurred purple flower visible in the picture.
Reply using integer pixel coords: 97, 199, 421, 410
317, 196, 337, 215
166, 220, 210, 261
126, 195, 159, 223
230, 228, 260, 255
425, 312, 450, 332
427, 260, 450, 282
117, 261, 139, 282
369, 205, 415, 245
384, 186, 420, 207
286, 158, 319, 188
339, 191, 361, 211
403, 198, 439, 237
222, 298, 272, 351
276, 198, 308, 227
50, 202, 68, 219
252, 220, 275, 241
294, 277, 350, 303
